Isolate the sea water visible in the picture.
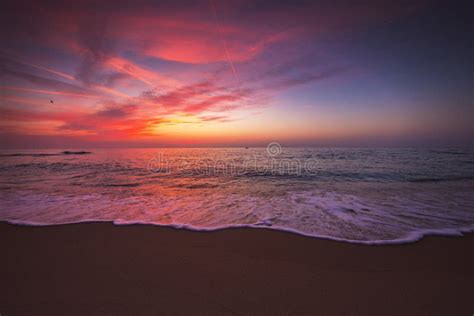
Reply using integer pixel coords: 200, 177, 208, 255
1, 147, 473, 244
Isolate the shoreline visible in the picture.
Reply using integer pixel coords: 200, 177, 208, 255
1, 222, 473, 314
3, 219, 474, 246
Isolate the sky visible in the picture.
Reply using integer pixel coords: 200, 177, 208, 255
0, 0, 472, 148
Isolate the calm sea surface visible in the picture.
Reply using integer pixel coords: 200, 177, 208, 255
1, 147, 473, 244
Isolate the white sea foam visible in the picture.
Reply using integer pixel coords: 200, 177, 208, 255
1, 187, 473, 245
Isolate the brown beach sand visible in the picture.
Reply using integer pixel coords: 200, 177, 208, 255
0, 222, 472, 315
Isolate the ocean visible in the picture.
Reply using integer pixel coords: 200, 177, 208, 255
1, 147, 473, 244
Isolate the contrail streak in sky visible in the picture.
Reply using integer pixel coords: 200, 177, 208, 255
209, 0, 238, 84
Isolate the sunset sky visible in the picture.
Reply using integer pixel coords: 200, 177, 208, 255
1, 0, 472, 148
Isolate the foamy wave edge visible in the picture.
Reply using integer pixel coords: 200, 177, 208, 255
2, 219, 474, 245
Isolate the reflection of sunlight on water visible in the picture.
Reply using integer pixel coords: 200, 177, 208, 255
1, 147, 474, 243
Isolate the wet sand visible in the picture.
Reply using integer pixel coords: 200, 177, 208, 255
1, 222, 472, 315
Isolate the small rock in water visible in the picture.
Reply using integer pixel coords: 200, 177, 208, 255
259, 219, 273, 226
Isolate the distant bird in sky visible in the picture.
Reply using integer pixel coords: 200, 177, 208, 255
50, 100, 54, 104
